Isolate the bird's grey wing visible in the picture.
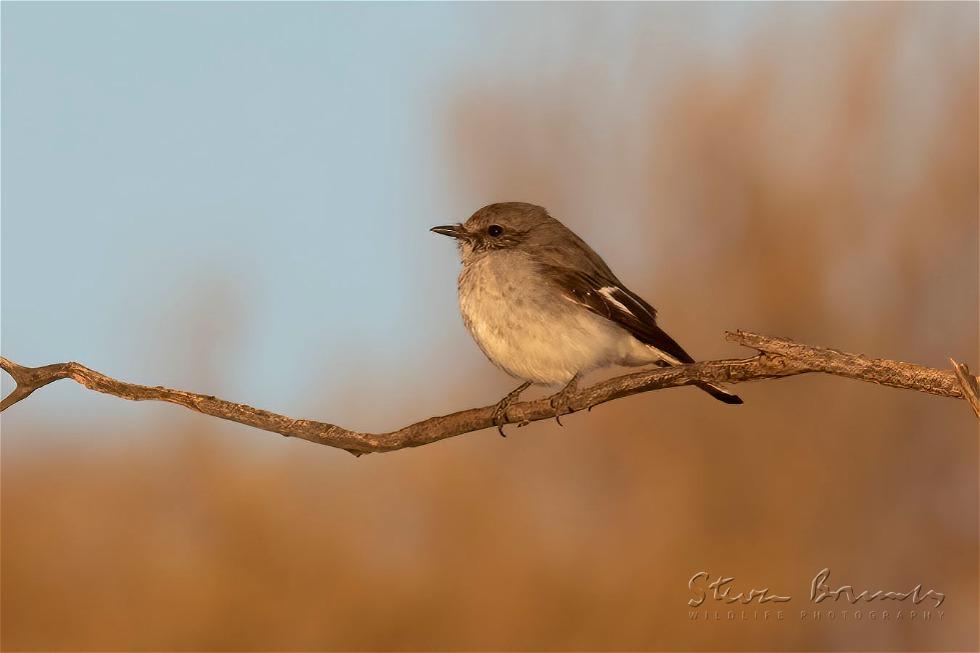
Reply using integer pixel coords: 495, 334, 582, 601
539, 263, 696, 364
530, 234, 618, 280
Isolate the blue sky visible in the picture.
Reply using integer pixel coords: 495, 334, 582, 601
0, 3, 761, 425
3, 2, 974, 440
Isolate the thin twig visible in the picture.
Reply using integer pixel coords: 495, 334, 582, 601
1, 331, 974, 456
950, 359, 980, 418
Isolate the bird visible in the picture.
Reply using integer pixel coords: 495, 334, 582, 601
431, 202, 742, 435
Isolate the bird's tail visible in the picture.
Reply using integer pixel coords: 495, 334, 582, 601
693, 380, 743, 405
649, 346, 744, 405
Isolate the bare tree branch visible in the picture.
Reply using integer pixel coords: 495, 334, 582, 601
1, 331, 975, 455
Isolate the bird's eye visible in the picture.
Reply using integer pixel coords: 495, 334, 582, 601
487, 224, 503, 237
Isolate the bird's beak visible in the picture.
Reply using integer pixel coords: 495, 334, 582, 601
430, 224, 468, 240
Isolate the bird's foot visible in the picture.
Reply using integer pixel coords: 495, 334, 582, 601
550, 374, 581, 427
492, 381, 532, 437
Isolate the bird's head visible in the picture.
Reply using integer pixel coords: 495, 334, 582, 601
431, 202, 560, 261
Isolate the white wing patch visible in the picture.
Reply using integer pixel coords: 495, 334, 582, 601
598, 287, 632, 315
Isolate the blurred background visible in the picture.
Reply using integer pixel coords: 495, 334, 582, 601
2, 2, 977, 651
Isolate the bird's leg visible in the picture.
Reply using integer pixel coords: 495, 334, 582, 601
491, 381, 532, 437
550, 373, 581, 427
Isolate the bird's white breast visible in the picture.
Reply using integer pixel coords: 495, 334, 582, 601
457, 250, 642, 385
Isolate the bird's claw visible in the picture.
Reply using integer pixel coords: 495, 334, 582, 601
549, 374, 580, 427
491, 381, 531, 437
550, 395, 570, 426
492, 402, 510, 437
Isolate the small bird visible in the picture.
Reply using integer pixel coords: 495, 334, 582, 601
432, 202, 741, 434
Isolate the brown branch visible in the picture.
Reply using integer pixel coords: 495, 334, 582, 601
1, 331, 975, 456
